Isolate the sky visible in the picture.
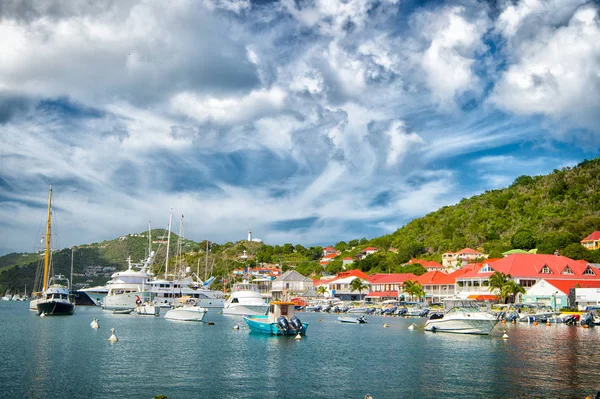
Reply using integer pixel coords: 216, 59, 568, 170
1, 0, 599, 255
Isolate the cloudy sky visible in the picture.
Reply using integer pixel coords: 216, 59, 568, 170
1, 0, 599, 255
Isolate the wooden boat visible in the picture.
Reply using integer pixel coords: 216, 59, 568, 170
244, 301, 308, 336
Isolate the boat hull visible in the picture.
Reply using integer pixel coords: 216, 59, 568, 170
338, 316, 368, 324
37, 300, 75, 316
164, 307, 207, 322
136, 305, 160, 316
424, 317, 499, 335
244, 315, 308, 336
222, 304, 269, 316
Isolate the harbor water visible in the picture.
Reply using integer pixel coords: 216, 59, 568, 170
1, 302, 599, 399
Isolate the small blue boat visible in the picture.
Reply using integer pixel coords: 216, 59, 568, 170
244, 301, 308, 336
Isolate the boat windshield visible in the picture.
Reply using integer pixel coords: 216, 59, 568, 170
232, 283, 259, 292
443, 299, 481, 312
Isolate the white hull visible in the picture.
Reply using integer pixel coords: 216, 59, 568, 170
222, 304, 269, 316
424, 316, 499, 335
103, 292, 149, 311
29, 298, 40, 311
347, 307, 369, 314
164, 306, 207, 321
136, 305, 160, 316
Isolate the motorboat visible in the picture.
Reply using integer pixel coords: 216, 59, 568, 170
424, 300, 500, 335
78, 282, 112, 306
36, 275, 75, 316
101, 255, 154, 311
338, 315, 368, 324
512, 304, 560, 322
149, 277, 225, 310
136, 302, 160, 316
222, 283, 269, 316
164, 298, 207, 322
244, 301, 308, 336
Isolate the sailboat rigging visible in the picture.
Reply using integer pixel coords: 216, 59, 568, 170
29, 186, 75, 316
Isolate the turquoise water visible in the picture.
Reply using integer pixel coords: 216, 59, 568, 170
1, 302, 599, 399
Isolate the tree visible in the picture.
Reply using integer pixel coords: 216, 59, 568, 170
350, 278, 368, 299
402, 280, 425, 301
316, 286, 327, 297
488, 271, 510, 301
501, 280, 526, 304
511, 229, 536, 250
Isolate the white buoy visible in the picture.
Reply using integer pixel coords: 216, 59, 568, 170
108, 328, 118, 343
91, 318, 99, 329
232, 324, 240, 330
294, 333, 302, 340
40, 312, 46, 318
502, 330, 509, 340
408, 323, 415, 331
383, 323, 389, 328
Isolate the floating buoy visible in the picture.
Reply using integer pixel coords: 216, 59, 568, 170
40, 313, 46, 318
318, 318, 322, 322
91, 318, 99, 329
218, 311, 222, 314
364, 395, 373, 399
383, 323, 389, 328
502, 331, 509, 340
533, 321, 539, 326
546, 321, 551, 326
232, 324, 240, 330
583, 324, 590, 329
108, 328, 118, 343
511, 320, 516, 324
294, 333, 302, 340
408, 323, 416, 331
501, 319, 506, 324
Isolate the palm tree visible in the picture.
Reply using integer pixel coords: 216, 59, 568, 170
501, 280, 526, 304
402, 280, 425, 302
488, 271, 511, 302
350, 278, 368, 300
316, 286, 327, 297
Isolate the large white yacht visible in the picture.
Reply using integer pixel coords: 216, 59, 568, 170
424, 300, 501, 335
149, 276, 225, 310
222, 282, 269, 316
102, 254, 154, 311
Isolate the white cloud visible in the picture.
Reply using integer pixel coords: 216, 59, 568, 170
491, 3, 600, 134
384, 121, 424, 167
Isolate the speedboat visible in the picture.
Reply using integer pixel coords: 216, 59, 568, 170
513, 304, 560, 322
338, 315, 368, 324
424, 300, 500, 335
164, 298, 207, 322
244, 301, 308, 336
222, 283, 269, 316
136, 302, 160, 316
36, 275, 75, 316
102, 255, 154, 311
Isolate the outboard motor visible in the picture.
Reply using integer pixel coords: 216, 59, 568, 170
429, 312, 444, 320
581, 312, 593, 327
505, 312, 518, 322
277, 316, 290, 333
290, 316, 303, 333
342, 306, 350, 313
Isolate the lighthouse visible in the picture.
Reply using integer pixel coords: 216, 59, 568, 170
248, 231, 252, 242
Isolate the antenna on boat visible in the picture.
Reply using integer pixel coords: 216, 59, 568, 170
70, 247, 74, 292
165, 209, 173, 279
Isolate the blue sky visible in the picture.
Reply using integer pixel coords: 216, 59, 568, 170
1, 0, 599, 255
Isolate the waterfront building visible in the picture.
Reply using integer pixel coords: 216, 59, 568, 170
365, 273, 418, 302
315, 269, 370, 300
416, 271, 457, 303
271, 270, 315, 300
575, 286, 600, 310
581, 231, 600, 250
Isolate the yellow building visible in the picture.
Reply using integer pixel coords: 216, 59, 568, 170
581, 231, 600, 250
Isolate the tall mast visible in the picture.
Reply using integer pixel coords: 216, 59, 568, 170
70, 247, 74, 291
204, 240, 209, 281
178, 214, 184, 277
165, 209, 173, 279
42, 186, 52, 292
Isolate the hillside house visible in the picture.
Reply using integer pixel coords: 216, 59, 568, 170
581, 231, 600, 250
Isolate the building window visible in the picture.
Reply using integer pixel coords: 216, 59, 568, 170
540, 265, 553, 274
561, 265, 574, 275
520, 280, 536, 287
583, 267, 596, 276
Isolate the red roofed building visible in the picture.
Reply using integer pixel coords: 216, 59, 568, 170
322, 246, 339, 256
455, 254, 600, 301
317, 269, 370, 300
365, 273, 418, 301
360, 247, 378, 259
442, 247, 488, 268
581, 231, 600, 250
523, 278, 600, 310
416, 271, 457, 302
407, 258, 445, 272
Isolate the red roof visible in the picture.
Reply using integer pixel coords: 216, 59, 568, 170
365, 291, 400, 298
416, 271, 456, 285
407, 259, 443, 268
323, 253, 338, 259
581, 231, 600, 242
363, 247, 378, 251
367, 273, 418, 284
335, 269, 369, 279
460, 254, 599, 280
323, 246, 336, 251
343, 257, 354, 261
543, 279, 600, 295
456, 247, 483, 255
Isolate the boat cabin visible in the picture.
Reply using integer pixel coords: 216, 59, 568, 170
267, 301, 297, 323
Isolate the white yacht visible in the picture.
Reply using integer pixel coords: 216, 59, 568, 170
424, 300, 500, 335
79, 282, 113, 306
164, 298, 208, 322
102, 254, 154, 311
222, 282, 269, 316
149, 277, 225, 310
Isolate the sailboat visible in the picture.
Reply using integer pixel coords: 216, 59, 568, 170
30, 186, 75, 316
164, 214, 208, 322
